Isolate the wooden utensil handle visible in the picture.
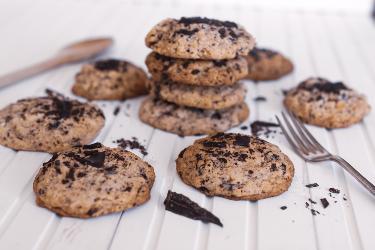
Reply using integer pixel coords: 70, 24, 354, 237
0, 56, 63, 89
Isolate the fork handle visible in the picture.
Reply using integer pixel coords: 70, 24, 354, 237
331, 155, 375, 196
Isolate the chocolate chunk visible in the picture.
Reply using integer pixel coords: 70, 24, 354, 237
251, 121, 280, 137
82, 143, 103, 150
305, 183, 319, 188
299, 78, 349, 94
320, 198, 329, 209
94, 59, 126, 71
178, 17, 237, 29
191, 69, 200, 75
164, 190, 223, 227
113, 106, 121, 116
234, 134, 250, 147
87, 208, 98, 216
175, 28, 199, 36
212, 60, 227, 67
248, 47, 277, 61
280, 206, 287, 210
254, 96, 267, 102
328, 188, 340, 194
202, 141, 226, 148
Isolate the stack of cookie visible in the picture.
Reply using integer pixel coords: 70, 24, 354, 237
140, 17, 256, 136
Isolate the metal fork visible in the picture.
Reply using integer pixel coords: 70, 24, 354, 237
276, 110, 375, 196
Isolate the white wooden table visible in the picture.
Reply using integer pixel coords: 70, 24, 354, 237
0, 0, 374, 249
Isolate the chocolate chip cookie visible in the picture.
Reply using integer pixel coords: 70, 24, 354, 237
150, 80, 246, 110
284, 77, 371, 128
33, 143, 155, 218
0, 91, 105, 152
139, 97, 249, 136
244, 47, 293, 81
145, 52, 248, 86
72, 59, 148, 100
176, 133, 294, 200
145, 17, 255, 60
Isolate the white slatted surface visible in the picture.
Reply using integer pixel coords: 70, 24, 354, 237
0, 1, 374, 250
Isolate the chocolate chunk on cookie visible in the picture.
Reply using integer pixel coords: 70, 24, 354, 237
0, 91, 105, 152
284, 77, 371, 128
139, 97, 249, 136
145, 17, 255, 60
150, 80, 246, 110
176, 133, 294, 200
244, 47, 293, 81
146, 52, 248, 86
72, 59, 148, 100
33, 143, 155, 218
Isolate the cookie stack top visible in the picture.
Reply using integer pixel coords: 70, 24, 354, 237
141, 17, 255, 136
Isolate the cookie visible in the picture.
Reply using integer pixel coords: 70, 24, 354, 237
139, 97, 249, 136
244, 47, 293, 81
151, 80, 246, 110
72, 59, 148, 100
284, 77, 371, 128
176, 133, 294, 200
0, 91, 105, 152
145, 17, 255, 60
145, 52, 248, 86
33, 143, 155, 218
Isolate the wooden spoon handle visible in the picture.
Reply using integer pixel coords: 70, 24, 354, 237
0, 56, 64, 89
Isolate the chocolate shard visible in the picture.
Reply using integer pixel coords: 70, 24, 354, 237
320, 198, 329, 209
305, 183, 319, 188
164, 190, 223, 227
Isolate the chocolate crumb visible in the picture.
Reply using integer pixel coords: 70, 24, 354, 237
320, 198, 329, 209
113, 106, 120, 116
305, 183, 319, 188
310, 209, 320, 216
308, 198, 317, 204
280, 206, 287, 210
329, 188, 340, 194
240, 126, 248, 130
114, 137, 148, 156
254, 96, 267, 102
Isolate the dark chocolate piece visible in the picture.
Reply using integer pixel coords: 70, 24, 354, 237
320, 198, 329, 209
305, 183, 319, 188
251, 120, 280, 137
254, 96, 267, 102
164, 190, 223, 227
328, 188, 340, 194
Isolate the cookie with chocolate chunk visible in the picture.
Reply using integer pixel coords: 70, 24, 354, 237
72, 59, 148, 100
150, 80, 246, 110
139, 97, 249, 136
145, 52, 248, 86
284, 77, 371, 128
244, 47, 293, 81
176, 133, 294, 200
0, 91, 105, 152
33, 143, 155, 218
145, 17, 255, 60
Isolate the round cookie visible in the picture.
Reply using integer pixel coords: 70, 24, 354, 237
145, 17, 255, 60
0, 91, 105, 152
72, 59, 148, 100
150, 80, 246, 110
139, 97, 249, 136
244, 47, 293, 81
33, 143, 155, 218
176, 133, 294, 200
284, 77, 371, 128
145, 52, 248, 86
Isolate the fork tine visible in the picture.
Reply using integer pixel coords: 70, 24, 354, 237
281, 112, 309, 154
285, 109, 319, 152
275, 115, 306, 157
287, 111, 327, 153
